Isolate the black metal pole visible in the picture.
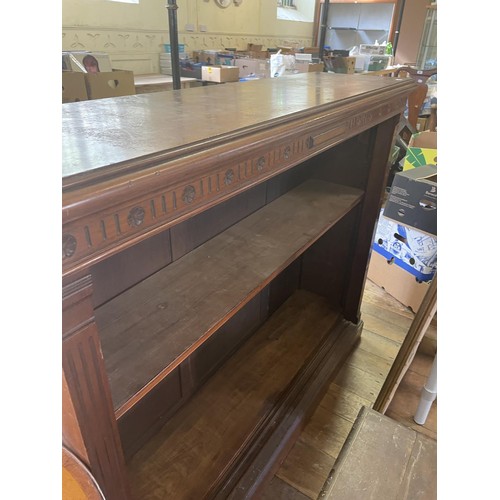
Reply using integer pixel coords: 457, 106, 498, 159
392, 0, 406, 58
166, 0, 181, 90
318, 0, 330, 64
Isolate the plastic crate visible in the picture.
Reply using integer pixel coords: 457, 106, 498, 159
164, 44, 185, 53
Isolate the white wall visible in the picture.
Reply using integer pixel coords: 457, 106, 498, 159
62, 0, 316, 74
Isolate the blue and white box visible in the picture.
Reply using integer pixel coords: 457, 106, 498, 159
372, 210, 437, 282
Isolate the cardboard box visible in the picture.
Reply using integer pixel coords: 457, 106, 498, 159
302, 47, 320, 57
325, 56, 355, 74
368, 251, 431, 313
294, 61, 325, 73
235, 58, 270, 78
62, 51, 113, 73
275, 46, 296, 54
201, 65, 240, 83
402, 130, 437, 171
383, 165, 437, 236
84, 70, 135, 100
62, 71, 88, 103
372, 209, 437, 282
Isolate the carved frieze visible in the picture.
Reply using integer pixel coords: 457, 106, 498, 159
62, 97, 405, 276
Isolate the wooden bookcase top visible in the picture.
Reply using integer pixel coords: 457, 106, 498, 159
62, 73, 413, 185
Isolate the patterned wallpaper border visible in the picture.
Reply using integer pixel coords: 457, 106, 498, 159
62, 27, 313, 74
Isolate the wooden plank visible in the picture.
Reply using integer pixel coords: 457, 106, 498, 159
127, 290, 344, 500
319, 407, 436, 500
362, 278, 416, 320
276, 439, 337, 500
364, 277, 437, 356
260, 476, 310, 500
359, 306, 409, 343
299, 408, 354, 459
345, 346, 393, 380
355, 329, 401, 361
333, 361, 386, 403
318, 383, 373, 423
95, 180, 363, 414
396, 433, 437, 499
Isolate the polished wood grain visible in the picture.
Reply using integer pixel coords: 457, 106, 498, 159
62, 74, 416, 499
62, 73, 412, 181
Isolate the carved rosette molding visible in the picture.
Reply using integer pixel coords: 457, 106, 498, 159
62, 100, 403, 274
127, 207, 146, 227
63, 234, 78, 259
182, 185, 196, 204
224, 169, 234, 185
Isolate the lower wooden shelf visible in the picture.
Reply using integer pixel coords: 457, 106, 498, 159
126, 289, 361, 499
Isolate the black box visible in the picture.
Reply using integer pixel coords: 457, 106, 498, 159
383, 164, 437, 236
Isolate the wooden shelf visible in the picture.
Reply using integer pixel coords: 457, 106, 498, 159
127, 289, 350, 499
96, 179, 363, 416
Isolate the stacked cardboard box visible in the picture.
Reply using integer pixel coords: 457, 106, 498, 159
368, 131, 437, 312
62, 51, 135, 102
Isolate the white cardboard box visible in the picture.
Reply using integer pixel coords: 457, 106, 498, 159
201, 65, 240, 83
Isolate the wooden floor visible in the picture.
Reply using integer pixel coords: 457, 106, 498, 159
260, 277, 437, 500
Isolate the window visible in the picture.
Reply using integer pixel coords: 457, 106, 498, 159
277, 0, 315, 23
